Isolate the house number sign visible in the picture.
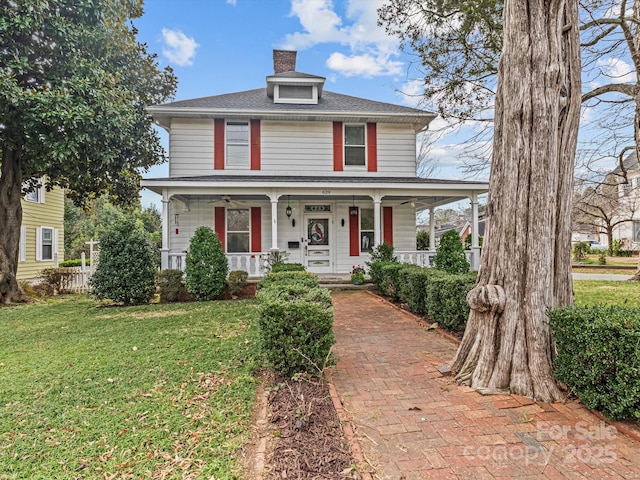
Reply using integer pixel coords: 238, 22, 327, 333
304, 205, 331, 212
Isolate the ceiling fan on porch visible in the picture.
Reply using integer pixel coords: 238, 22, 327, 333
400, 197, 419, 208
210, 195, 241, 208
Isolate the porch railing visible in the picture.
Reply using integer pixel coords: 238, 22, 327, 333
395, 250, 478, 269
168, 252, 269, 277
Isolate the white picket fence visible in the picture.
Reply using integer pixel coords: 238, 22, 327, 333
65, 249, 99, 293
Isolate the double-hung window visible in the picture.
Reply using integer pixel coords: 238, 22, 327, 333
634, 220, 640, 243
227, 209, 250, 252
226, 122, 249, 167
36, 227, 55, 261
344, 124, 366, 166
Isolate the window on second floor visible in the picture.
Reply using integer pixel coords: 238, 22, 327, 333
344, 124, 366, 167
227, 209, 250, 252
24, 178, 45, 203
226, 122, 249, 167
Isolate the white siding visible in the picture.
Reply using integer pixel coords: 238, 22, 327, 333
168, 198, 215, 252
169, 119, 215, 177
167, 119, 419, 178
261, 121, 334, 175
376, 124, 418, 177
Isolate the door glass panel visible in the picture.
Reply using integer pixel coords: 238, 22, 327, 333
308, 219, 329, 246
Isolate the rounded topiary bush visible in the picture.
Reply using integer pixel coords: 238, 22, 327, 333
90, 219, 158, 305
157, 269, 184, 303
434, 230, 470, 274
185, 226, 228, 301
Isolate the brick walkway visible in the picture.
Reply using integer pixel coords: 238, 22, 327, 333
329, 290, 640, 480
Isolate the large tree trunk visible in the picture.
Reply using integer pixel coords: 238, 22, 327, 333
450, 0, 581, 402
0, 147, 28, 304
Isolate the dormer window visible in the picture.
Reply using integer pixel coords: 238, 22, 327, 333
274, 84, 317, 104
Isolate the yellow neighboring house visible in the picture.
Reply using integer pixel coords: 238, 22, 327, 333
17, 181, 65, 280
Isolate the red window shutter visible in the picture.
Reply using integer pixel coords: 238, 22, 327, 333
349, 207, 359, 256
214, 207, 226, 251
214, 119, 225, 170
383, 206, 393, 246
250, 119, 261, 170
333, 121, 343, 171
251, 207, 262, 252
367, 123, 377, 172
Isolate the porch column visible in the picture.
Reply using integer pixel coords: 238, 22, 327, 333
429, 207, 436, 251
373, 195, 382, 246
269, 194, 279, 250
470, 193, 480, 270
161, 190, 170, 270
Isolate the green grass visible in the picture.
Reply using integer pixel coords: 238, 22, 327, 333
573, 280, 640, 307
0, 296, 260, 479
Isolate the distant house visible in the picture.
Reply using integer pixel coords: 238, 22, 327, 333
142, 50, 488, 275
17, 180, 64, 280
609, 153, 640, 248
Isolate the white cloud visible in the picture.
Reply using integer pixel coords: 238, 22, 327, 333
281, 0, 402, 78
326, 52, 402, 77
597, 58, 634, 84
161, 28, 199, 66
226, 0, 237, 5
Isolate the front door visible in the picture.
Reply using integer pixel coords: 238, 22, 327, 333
304, 216, 333, 273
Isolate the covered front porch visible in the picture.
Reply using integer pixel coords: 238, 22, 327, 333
141, 175, 488, 276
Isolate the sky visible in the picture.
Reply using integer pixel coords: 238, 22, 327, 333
132, 0, 482, 209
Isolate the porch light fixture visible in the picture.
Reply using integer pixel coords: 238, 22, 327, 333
286, 195, 292, 218
349, 196, 358, 216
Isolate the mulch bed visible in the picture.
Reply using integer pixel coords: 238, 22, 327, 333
264, 376, 360, 479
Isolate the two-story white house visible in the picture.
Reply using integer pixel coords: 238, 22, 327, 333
142, 50, 488, 276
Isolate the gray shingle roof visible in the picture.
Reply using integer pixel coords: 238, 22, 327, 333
613, 152, 639, 174
152, 88, 433, 117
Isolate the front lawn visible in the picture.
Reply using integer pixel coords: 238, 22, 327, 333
573, 279, 640, 307
0, 296, 259, 479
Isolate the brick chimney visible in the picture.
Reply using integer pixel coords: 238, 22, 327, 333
273, 50, 297, 74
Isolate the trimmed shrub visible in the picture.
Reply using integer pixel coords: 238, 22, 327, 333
59, 258, 90, 267
228, 270, 249, 296
257, 271, 319, 291
549, 305, 640, 420
367, 242, 397, 265
157, 269, 184, 303
185, 226, 228, 301
425, 273, 477, 331
41, 267, 75, 294
434, 230, 470, 274
271, 263, 305, 273
416, 231, 430, 250
257, 280, 334, 376
396, 264, 423, 306
90, 219, 158, 305
400, 267, 444, 315
572, 242, 589, 262
369, 261, 394, 289
379, 263, 406, 299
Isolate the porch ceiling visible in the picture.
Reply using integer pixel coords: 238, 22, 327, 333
142, 175, 488, 208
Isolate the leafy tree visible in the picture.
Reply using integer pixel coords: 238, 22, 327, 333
185, 226, 228, 301
90, 219, 158, 306
64, 198, 162, 259
434, 230, 469, 274
0, 0, 177, 304
449, 0, 582, 402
